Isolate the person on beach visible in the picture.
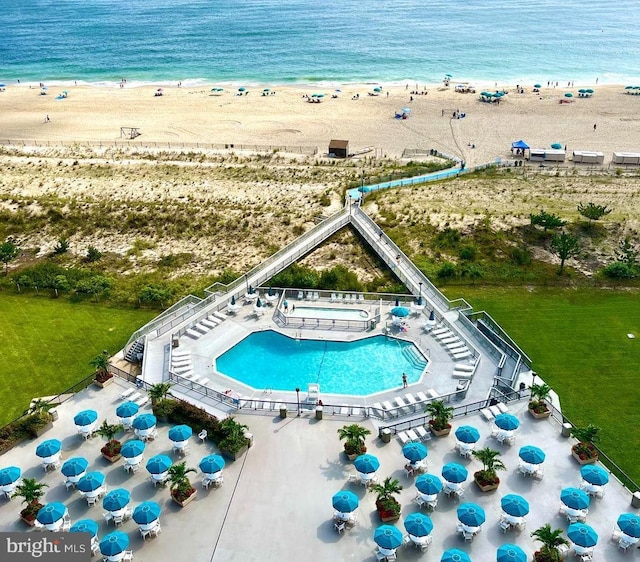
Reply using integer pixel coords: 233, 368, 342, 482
593, 123, 597, 131
44, 115, 50, 123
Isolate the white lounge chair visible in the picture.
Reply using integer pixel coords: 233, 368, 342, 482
331, 293, 337, 302
406, 429, 419, 442
415, 426, 431, 441
480, 408, 494, 422
118, 388, 135, 401
496, 402, 509, 413
200, 318, 217, 329
134, 395, 149, 408
426, 389, 439, 399
397, 431, 410, 445
415, 391, 428, 403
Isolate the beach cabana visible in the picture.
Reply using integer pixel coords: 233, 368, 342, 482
329, 140, 349, 159
511, 140, 529, 158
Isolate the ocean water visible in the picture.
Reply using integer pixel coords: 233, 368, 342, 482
2, 0, 640, 87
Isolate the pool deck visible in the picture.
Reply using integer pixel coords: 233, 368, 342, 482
0, 379, 637, 562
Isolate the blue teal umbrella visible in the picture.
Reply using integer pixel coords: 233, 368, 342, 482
116, 401, 139, 418
497, 544, 526, 562
501, 494, 529, 517
617, 514, 640, 538
74, 410, 98, 427
36, 439, 61, 458
238, 87, 246, 92
578, 89, 586, 94
248, 285, 255, 294
402, 442, 428, 462
560, 487, 590, 510
585, 89, 594, 94
332, 490, 359, 513
37, 502, 67, 525
374, 525, 403, 549
146, 455, 172, 475
268, 287, 275, 296
61, 457, 89, 478
567, 523, 598, 547
445, 74, 453, 78
391, 306, 409, 317
518, 445, 545, 464
120, 439, 145, 459
100, 531, 129, 557
534, 84, 542, 88
0, 466, 21, 486
442, 549, 472, 562
442, 462, 468, 483
457, 503, 486, 526
494, 413, 519, 431
416, 473, 443, 495
263, 88, 270, 92
199, 454, 225, 474
77, 472, 105, 493
580, 465, 609, 486
132, 413, 156, 430
255, 297, 262, 308
168, 425, 192, 442
404, 513, 433, 537
103, 489, 131, 512
132, 501, 161, 525
550, 143, 563, 150
70, 519, 99, 537
373, 87, 382, 92
455, 426, 480, 443
564, 92, 573, 98
354, 454, 380, 474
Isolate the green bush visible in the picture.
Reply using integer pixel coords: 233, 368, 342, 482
459, 245, 477, 261
437, 262, 457, 279
510, 246, 532, 266
602, 262, 636, 279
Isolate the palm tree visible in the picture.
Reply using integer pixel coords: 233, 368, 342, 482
531, 524, 569, 562
529, 383, 552, 414
571, 424, 601, 461
369, 477, 403, 519
13, 478, 48, 522
472, 447, 506, 487
91, 350, 112, 383
148, 382, 173, 405
96, 420, 124, 458
167, 461, 197, 502
337, 424, 371, 456
424, 400, 454, 432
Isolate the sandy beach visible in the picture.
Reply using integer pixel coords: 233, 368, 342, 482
1, 82, 639, 165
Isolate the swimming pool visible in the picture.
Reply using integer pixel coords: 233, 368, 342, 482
287, 306, 369, 321
215, 330, 427, 395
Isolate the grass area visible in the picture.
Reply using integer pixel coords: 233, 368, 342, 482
442, 286, 640, 486
0, 292, 156, 426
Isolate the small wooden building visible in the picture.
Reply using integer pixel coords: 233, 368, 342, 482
329, 139, 349, 158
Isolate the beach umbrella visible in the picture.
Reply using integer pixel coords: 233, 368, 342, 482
268, 286, 275, 296
617, 514, 640, 538
501, 494, 530, 517
0, 83, 5, 88
426, 309, 437, 327
70, 519, 99, 538
374, 525, 403, 550
416, 296, 423, 306
263, 88, 270, 92
560, 487, 590, 510
116, 401, 139, 419
518, 445, 545, 465
316, 93, 325, 98
580, 465, 609, 486
334, 89, 341, 93
550, 143, 563, 150
494, 413, 519, 431
457, 503, 486, 527
445, 74, 453, 78
567, 523, 598, 548
354, 454, 380, 474
199, 454, 225, 475
0, 466, 21, 486
625, 86, 634, 89
61, 457, 89, 478
402, 442, 428, 463
332, 490, 359, 513
255, 297, 262, 308
36, 439, 61, 458
578, 89, 586, 94
103, 489, 131, 512
168, 425, 192, 442
564, 92, 573, 97
442, 462, 468, 483
37, 502, 67, 525
238, 87, 246, 92
404, 512, 433, 537
248, 285, 255, 294
100, 531, 129, 557
391, 306, 409, 317
146, 455, 172, 475
416, 473, 443, 495
77, 472, 105, 493
132, 413, 156, 430
455, 426, 480, 444
534, 84, 542, 88
585, 89, 594, 94
132, 501, 161, 525
442, 548, 472, 562
120, 439, 145, 459
497, 544, 527, 562
373, 87, 382, 92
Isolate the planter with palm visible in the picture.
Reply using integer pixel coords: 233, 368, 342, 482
369, 477, 403, 522
96, 420, 124, 462
168, 461, 197, 506
571, 424, 600, 465
472, 447, 506, 491
91, 350, 113, 387
529, 383, 552, 419
338, 424, 371, 460
217, 418, 250, 460
22, 399, 55, 437
13, 478, 48, 526
424, 400, 454, 436
148, 382, 173, 417
531, 524, 569, 562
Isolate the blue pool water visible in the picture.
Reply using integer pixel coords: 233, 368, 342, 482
215, 331, 427, 395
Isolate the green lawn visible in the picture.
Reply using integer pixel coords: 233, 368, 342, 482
443, 286, 640, 486
0, 293, 156, 426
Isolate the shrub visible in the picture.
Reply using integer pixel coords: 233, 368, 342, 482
602, 262, 636, 279
459, 245, 477, 261
437, 262, 457, 279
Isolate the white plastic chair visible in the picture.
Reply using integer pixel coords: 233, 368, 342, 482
198, 429, 208, 443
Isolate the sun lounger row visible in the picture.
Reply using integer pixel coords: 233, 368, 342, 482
330, 293, 365, 303
121, 392, 149, 408
398, 426, 431, 444
185, 311, 226, 340
431, 327, 473, 359
480, 402, 510, 422
452, 363, 477, 379
370, 389, 440, 418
